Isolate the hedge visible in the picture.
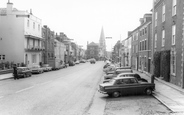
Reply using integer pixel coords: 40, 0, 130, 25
153, 51, 161, 77
160, 50, 170, 82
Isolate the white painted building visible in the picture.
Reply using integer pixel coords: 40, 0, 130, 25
54, 39, 66, 69
121, 37, 132, 67
0, 2, 43, 67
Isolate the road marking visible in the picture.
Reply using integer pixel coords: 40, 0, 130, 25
16, 86, 35, 93
39, 81, 52, 85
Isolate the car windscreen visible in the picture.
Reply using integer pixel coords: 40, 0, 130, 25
108, 79, 116, 84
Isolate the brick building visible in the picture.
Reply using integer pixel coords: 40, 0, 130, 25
153, 0, 184, 88
86, 42, 99, 60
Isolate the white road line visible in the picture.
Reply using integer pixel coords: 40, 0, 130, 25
39, 81, 52, 85
0, 96, 4, 99
16, 86, 35, 93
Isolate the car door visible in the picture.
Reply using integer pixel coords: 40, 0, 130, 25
119, 78, 133, 95
122, 78, 139, 95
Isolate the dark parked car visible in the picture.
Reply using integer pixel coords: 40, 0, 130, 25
90, 58, 96, 64
99, 77, 155, 97
14, 67, 32, 78
68, 61, 75, 66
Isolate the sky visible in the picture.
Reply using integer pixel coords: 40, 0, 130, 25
0, 0, 153, 51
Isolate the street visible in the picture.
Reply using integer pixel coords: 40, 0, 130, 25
0, 61, 173, 115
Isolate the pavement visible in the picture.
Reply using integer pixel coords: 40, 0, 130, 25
0, 73, 13, 81
134, 70, 184, 114
1, 70, 184, 113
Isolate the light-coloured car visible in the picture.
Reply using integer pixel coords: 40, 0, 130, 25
41, 64, 52, 72
31, 65, 44, 74
103, 72, 148, 83
75, 60, 80, 64
104, 69, 133, 80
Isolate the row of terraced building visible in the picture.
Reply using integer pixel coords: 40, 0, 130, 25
118, 0, 184, 88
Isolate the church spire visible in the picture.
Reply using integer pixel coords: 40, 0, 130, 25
99, 27, 106, 58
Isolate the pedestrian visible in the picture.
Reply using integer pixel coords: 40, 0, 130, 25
13, 64, 19, 80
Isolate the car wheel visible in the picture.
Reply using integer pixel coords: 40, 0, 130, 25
112, 91, 120, 98
145, 88, 152, 95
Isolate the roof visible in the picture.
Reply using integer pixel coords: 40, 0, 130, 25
88, 42, 98, 46
117, 72, 136, 76
114, 76, 135, 80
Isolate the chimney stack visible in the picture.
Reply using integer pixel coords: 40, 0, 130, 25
7, 0, 13, 14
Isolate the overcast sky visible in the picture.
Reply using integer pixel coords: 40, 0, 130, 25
0, 0, 153, 51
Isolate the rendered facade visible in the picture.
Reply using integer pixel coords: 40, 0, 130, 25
0, 2, 43, 67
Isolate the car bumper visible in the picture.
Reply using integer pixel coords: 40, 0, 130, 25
98, 89, 107, 94
32, 70, 40, 73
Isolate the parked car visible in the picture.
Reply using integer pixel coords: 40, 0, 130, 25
104, 69, 132, 81
115, 68, 133, 74
90, 58, 96, 64
99, 77, 155, 98
105, 66, 131, 75
75, 60, 80, 64
80, 59, 86, 63
31, 65, 44, 74
69, 61, 75, 66
14, 67, 32, 78
103, 72, 148, 83
41, 64, 52, 72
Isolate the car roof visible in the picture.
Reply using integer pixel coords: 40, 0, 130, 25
114, 76, 135, 80
17, 67, 27, 68
118, 72, 136, 76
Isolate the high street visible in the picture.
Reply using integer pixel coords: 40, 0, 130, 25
0, 61, 179, 115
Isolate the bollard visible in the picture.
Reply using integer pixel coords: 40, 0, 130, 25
151, 75, 155, 84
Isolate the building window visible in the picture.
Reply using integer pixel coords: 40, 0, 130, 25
144, 56, 147, 70
155, 34, 157, 48
140, 31, 142, 36
139, 56, 141, 69
90, 51, 94, 54
136, 45, 138, 53
140, 42, 141, 51
172, 0, 177, 16
162, 30, 165, 47
172, 25, 176, 45
145, 40, 147, 50
32, 54, 36, 64
162, 3, 165, 22
33, 22, 35, 29
142, 41, 144, 50
145, 28, 147, 34
38, 24, 40, 31
171, 47, 176, 75
27, 20, 29, 27
0, 55, 5, 60
155, 12, 157, 27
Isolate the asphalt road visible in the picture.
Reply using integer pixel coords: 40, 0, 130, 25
0, 61, 174, 115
